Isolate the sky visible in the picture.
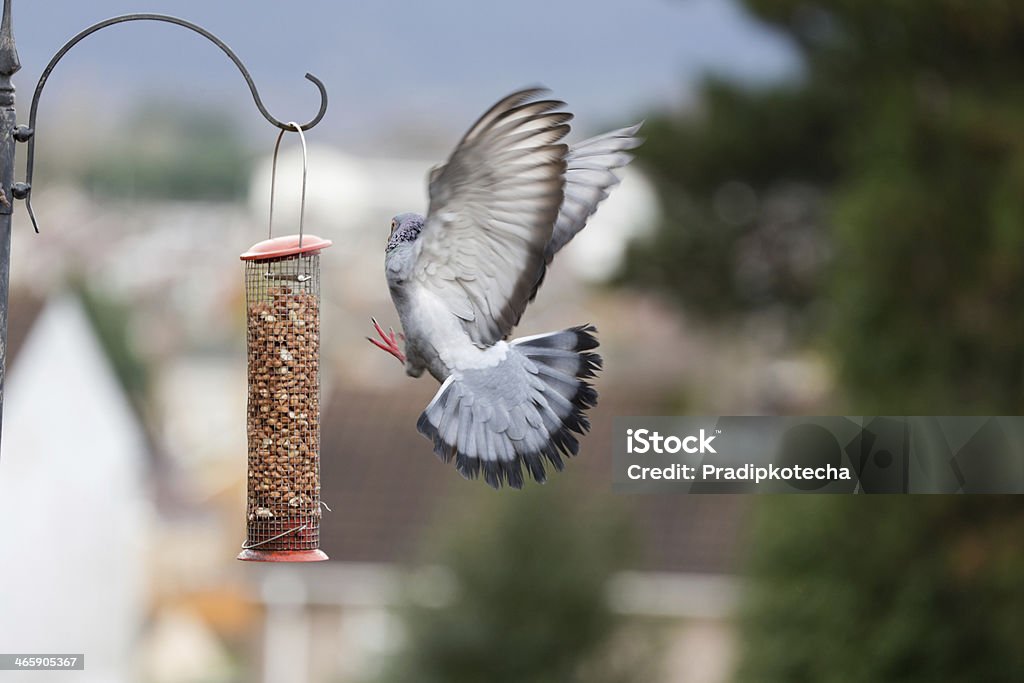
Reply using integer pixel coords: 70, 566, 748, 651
8, 0, 800, 150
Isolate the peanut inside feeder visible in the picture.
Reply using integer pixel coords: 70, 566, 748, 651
238, 234, 332, 562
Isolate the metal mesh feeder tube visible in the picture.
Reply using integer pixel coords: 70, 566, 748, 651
238, 234, 332, 561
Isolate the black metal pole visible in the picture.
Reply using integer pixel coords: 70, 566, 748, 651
0, 0, 19, 449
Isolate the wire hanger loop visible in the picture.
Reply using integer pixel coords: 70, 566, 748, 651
267, 122, 308, 248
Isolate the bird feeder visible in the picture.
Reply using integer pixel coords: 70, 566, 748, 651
238, 125, 331, 562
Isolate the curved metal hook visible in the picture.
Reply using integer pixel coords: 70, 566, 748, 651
12, 13, 329, 233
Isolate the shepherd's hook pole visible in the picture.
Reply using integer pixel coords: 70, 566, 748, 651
0, 0, 20, 455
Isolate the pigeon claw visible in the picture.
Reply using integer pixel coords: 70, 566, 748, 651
368, 317, 406, 364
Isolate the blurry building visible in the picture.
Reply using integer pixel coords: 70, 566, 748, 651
0, 292, 151, 683
0, 291, 244, 683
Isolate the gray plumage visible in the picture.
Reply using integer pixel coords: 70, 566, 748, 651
381, 87, 641, 488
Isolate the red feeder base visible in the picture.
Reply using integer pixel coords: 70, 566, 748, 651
236, 548, 329, 562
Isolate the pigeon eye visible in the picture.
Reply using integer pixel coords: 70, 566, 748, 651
390, 219, 397, 234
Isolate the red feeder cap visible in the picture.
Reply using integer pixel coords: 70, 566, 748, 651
236, 548, 329, 562
240, 234, 333, 261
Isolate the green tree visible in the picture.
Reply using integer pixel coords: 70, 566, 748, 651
80, 102, 252, 200
622, 0, 1024, 413
736, 497, 1024, 682
377, 486, 651, 683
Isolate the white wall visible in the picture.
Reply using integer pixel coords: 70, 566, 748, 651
0, 296, 151, 683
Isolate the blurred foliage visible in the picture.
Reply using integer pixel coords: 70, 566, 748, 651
79, 103, 251, 200
73, 280, 150, 417
376, 486, 655, 683
736, 497, 1024, 682
622, 0, 1024, 412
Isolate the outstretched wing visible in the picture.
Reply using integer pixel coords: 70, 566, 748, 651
414, 88, 571, 346
546, 123, 643, 262
524, 123, 644, 301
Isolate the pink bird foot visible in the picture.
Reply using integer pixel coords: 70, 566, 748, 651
367, 317, 406, 364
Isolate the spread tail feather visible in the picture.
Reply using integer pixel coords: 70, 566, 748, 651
416, 325, 601, 489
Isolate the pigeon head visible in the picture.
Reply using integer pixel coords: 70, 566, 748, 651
387, 213, 425, 253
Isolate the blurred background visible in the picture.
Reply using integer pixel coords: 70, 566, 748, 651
2, 0, 1024, 681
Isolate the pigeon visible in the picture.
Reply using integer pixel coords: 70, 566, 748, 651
368, 87, 642, 488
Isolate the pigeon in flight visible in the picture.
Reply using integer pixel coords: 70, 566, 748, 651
369, 87, 641, 488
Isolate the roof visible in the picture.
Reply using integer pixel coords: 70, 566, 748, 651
4, 289, 191, 514
319, 381, 749, 575
5, 290, 45, 368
